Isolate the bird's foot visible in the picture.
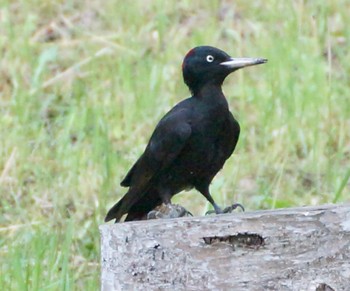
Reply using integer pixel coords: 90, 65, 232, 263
205, 203, 245, 215
223, 203, 245, 213
147, 203, 193, 220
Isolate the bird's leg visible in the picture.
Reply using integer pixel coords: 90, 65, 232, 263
147, 191, 192, 220
206, 202, 244, 215
209, 202, 224, 214
147, 204, 193, 220
196, 186, 223, 215
197, 186, 244, 215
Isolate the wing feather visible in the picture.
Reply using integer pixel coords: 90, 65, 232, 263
105, 109, 192, 222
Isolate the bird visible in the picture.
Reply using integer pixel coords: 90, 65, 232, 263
105, 46, 267, 222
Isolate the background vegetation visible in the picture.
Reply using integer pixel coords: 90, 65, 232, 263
1, 0, 349, 289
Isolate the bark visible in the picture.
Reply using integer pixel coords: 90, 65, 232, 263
100, 204, 350, 291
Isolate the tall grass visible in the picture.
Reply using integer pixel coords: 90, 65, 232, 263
1, 0, 349, 289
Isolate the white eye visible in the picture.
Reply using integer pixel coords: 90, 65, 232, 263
206, 55, 214, 62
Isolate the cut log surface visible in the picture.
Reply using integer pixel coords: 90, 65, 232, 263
100, 204, 350, 291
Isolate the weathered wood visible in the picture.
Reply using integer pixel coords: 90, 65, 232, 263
100, 204, 350, 291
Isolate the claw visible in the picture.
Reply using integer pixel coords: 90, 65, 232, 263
223, 203, 245, 213
177, 206, 193, 217
147, 210, 164, 220
205, 209, 216, 215
147, 204, 192, 220
205, 202, 245, 216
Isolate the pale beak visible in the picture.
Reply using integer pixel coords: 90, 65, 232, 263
220, 57, 267, 69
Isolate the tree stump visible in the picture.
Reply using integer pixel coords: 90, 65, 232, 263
100, 204, 350, 290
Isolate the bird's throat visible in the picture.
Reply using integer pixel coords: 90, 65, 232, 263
195, 84, 228, 108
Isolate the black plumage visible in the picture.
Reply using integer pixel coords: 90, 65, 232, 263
105, 46, 267, 222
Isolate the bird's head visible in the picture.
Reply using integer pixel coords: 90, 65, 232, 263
182, 46, 267, 94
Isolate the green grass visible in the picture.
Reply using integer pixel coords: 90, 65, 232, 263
1, 0, 349, 289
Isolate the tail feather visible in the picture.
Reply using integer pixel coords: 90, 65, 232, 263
104, 198, 125, 222
105, 171, 158, 222
105, 187, 143, 223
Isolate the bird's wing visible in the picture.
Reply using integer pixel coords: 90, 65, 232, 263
120, 158, 140, 187
219, 111, 240, 159
120, 101, 191, 187
105, 108, 192, 222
